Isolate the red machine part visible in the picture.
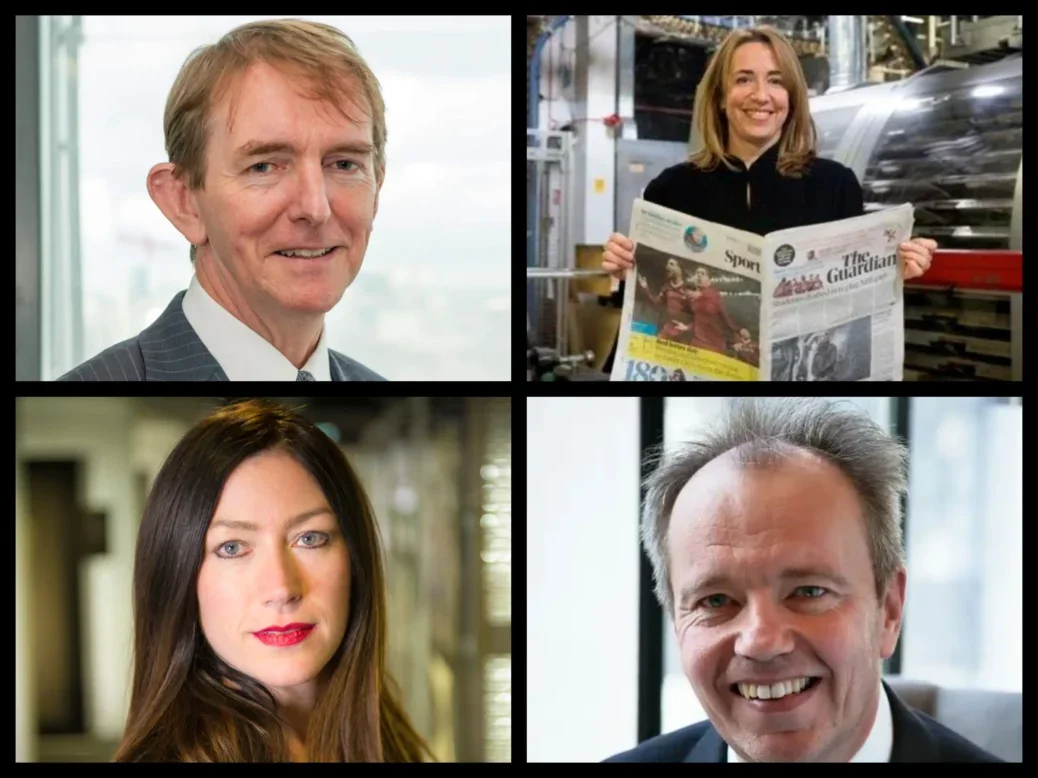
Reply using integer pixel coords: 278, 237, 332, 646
905, 249, 1022, 292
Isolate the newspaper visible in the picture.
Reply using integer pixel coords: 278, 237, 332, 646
610, 199, 914, 381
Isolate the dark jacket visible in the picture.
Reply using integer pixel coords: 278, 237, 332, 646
604, 142, 864, 373
603, 680, 1004, 763
56, 291, 386, 381
638, 141, 864, 236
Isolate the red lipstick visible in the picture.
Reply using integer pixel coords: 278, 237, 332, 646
253, 623, 316, 647
255, 623, 314, 633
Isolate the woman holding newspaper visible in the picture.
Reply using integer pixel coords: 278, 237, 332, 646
601, 24, 936, 376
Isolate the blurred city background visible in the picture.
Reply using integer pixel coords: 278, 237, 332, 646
15, 396, 511, 762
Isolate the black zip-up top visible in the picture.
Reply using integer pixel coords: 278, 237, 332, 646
643, 141, 864, 234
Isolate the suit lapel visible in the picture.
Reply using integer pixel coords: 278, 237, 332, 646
684, 723, 728, 762
201, 364, 230, 381
138, 292, 228, 381
884, 680, 942, 762
328, 350, 344, 381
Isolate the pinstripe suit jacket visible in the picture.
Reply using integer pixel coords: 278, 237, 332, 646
56, 291, 386, 381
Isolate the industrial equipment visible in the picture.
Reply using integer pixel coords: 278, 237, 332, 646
596, 55, 1022, 380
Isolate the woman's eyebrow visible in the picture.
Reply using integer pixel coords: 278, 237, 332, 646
209, 507, 334, 533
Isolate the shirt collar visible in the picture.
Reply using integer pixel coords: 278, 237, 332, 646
726, 676, 893, 762
181, 274, 331, 381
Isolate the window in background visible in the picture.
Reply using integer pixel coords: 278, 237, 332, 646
659, 397, 893, 734
481, 399, 510, 761
900, 397, 1022, 693
526, 397, 641, 762
481, 399, 511, 626
41, 15, 509, 380
484, 655, 511, 762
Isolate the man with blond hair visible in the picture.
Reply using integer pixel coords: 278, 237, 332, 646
60, 19, 386, 381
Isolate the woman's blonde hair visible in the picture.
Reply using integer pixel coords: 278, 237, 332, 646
689, 25, 817, 178
162, 19, 388, 263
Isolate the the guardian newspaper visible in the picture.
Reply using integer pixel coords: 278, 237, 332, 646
610, 199, 914, 381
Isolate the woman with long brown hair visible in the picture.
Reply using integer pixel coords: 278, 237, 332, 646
112, 399, 433, 762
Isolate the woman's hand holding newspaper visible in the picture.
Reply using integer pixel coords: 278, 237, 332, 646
603, 233, 635, 281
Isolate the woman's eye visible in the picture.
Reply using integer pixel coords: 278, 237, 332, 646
734, 77, 783, 86
214, 531, 330, 559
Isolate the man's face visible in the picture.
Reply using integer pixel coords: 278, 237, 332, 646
666, 449, 905, 762
192, 60, 383, 316
197, 450, 351, 706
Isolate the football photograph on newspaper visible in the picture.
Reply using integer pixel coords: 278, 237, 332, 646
622, 243, 761, 381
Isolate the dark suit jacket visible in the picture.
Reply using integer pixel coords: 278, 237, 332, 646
57, 291, 385, 381
604, 681, 1003, 763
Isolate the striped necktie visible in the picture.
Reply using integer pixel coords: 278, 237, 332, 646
297, 370, 316, 381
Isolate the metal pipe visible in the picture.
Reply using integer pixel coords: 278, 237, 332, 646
527, 268, 612, 279
886, 15, 928, 70
528, 16, 571, 348
556, 278, 564, 362
528, 16, 570, 131
558, 127, 573, 355
827, 16, 866, 92
618, 16, 638, 140
556, 350, 594, 365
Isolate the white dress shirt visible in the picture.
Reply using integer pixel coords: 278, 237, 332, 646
727, 676, 893, 762
181, 274, 331, 381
